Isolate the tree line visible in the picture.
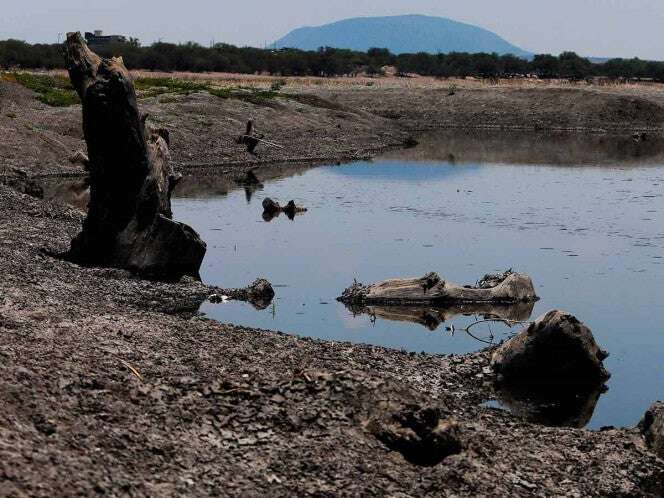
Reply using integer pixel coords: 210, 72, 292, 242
1, 38, 663, 81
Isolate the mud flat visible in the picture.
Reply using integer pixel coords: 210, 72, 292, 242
2, 73, 664, 495
2, 181, 663, 496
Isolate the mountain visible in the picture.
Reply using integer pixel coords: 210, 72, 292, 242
274, 15, 531, 57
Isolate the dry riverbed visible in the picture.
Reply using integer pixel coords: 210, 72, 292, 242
1, 75, 664, 496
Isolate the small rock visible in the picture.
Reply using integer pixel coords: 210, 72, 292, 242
246, 278, 275, 306
262, 198, 281, 215
262, 198, 307, 221
367, 405, 462, 466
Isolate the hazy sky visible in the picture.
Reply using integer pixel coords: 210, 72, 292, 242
3, 0, 664, 58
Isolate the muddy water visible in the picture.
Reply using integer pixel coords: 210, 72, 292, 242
171, 137, 664, 430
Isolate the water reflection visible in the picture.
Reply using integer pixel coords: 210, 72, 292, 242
39, 129, 664, 211
174, 163, 312, 199
491, 383, 606, 428
244, 186, 262, 204
38, 130, 664, 429
345, 301, 535, 332
381, 129, 664, 166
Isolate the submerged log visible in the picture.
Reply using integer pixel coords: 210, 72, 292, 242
63, 32, 206, 280
338, 270, 538, 306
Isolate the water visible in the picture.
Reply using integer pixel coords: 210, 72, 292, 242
168, 134, 664, 430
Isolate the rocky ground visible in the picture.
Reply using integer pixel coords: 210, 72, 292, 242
2, 76, 664, 496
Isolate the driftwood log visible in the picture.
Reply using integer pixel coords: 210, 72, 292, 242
64, 32, 206, 280
338, 271, 538, 306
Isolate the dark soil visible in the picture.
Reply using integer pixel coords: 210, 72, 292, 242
2, 77, 664, 496
320, 85, 664, 134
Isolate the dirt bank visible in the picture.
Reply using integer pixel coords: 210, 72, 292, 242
2, 76, 664, 180
323, 85, 664, 134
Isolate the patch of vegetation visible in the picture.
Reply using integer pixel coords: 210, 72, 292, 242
208, 86, 281, 107
207, 87, 233, 99
270, 79, 287, 91
38, 88, 80, 107
241, 89, 279, 105
3, 72, 80, 107
285, 93, 343, 111
135, 77, 343, 112
158, 95, 179, 104
134, 76, 210, 98
5, 112, 16, 118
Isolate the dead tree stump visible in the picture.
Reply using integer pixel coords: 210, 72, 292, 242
64, 32, 206, 280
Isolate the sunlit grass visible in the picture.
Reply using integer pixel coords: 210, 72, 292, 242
2, 72, 80, 107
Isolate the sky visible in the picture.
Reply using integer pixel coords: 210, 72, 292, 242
3, 0, 664, 59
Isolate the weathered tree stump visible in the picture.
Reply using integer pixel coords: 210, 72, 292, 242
64, 32, 206, 280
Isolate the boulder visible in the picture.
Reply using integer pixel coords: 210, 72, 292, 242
491, 310, 610, 384
640, 402, 664, 457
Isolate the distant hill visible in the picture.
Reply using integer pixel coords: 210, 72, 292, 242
274, 15, 531, 57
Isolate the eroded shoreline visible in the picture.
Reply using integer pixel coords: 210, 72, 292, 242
2, 77, 664, 495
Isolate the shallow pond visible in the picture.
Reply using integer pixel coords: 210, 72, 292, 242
172, 133, 664, 430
